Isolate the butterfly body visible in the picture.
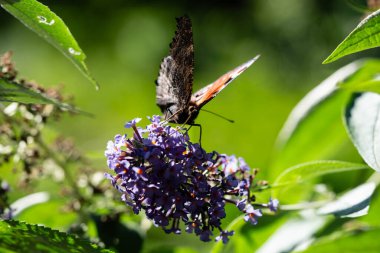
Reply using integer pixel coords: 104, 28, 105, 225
156, 16, 259, 124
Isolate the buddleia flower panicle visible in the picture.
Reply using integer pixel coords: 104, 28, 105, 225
105, 116, 279, 243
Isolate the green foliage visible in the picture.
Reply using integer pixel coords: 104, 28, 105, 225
317, 181, 376, 218
271, 62, 354, 171
0, 78, 70, 110
0, 219, 113, 253
273, 160, 369, 188
338, 60, 380, 94
302, 228, 380, 253
345, 92, 380, 171
0, 0, 98, 88
2, 2, 380, 253
324, 9, 380, 64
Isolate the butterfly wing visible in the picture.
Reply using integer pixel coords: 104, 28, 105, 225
191, 55, 260, 108
156, 16, 194, 116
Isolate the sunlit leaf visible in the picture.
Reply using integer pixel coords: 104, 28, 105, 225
10, 192, 49, 217
211, 216, 248, 253
273, 160, 369, 188
360, 173, 380, 225
338, 59, 380, 94
211, 212, 290, 253
302, 228, 380, 253
272, 61, 363, 171
15, 200, 77, 230
256, 213, 327, 253
345, 92, 380, 171
0, 220, 112, 253
324, 9, 380, 64
317, 182, 376, 218
0, 0, 98, 89
143, 226, 212, 253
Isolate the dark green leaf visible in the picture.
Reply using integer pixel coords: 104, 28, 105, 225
0, 78, 56, 104
345, 92, 380, 171
324, 9, 380, 64
0, 78, 78, 112
0, 220, 113, 253
92, 215, 144, 253
0, 0, 98, 89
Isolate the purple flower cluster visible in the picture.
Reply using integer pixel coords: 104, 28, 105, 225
105, 116, 278, 243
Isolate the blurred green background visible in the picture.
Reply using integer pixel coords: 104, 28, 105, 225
0, 0, 376, 181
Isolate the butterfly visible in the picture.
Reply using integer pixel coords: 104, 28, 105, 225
156, 16, 259, 124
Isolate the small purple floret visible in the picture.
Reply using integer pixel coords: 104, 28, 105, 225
216, 230, 235, 244
268, 197, 280, 212
244, 205, 263, 225
124, 117, 141, 128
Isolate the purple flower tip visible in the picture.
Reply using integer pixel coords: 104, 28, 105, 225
124, 117, 142, 128
148, 115, 161, 124
244, 205, 262, 225
216, 230, 234, 244
268, 198, 279, 212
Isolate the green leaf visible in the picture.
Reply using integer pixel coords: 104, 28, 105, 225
271, 61, 363, 171
0, 220, 113, 253
360, 173, 380, 225
338, 59, 380, 94
317, 182, 376, 218
211, 213, 290, 253
211, 217, 247, 253
257, 214, 328, 253
302, 228, 380, 253
273, 160, 369, 188
0, 78, 76, 112
0, 0, 98, 89
345, 92, 380, 171
324, 9, 380, 64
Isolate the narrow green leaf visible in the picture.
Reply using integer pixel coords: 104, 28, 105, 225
345, 92, 380, 171
324, 9, 380, 64
271, 61, 363, 171
0, 220, 113, 253
0, 0, 98, 89
0, 78, 76, 111
273, 160, 369, 188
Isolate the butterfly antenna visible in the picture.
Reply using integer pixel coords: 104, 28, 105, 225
201, 109, 235, 123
